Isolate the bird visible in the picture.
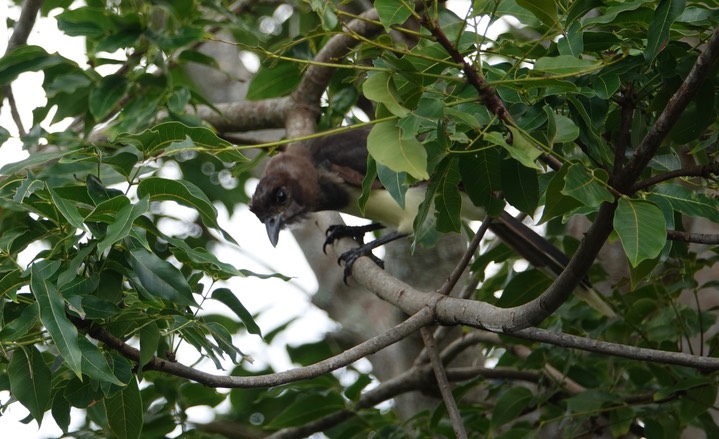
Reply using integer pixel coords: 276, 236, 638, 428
250, 126, 615, 317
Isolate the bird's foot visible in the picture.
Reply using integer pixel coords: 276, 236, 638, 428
337, 246, 385, 284
322, 223, 385, 254
324, 227, 408, 284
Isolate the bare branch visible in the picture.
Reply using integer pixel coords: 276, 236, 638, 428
84, 307, 433, 388
421, 328, 468, 439
667, 230, 719, 245
632, 162, 719, 192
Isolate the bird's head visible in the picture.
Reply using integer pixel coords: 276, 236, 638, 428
249, 152, 319, 246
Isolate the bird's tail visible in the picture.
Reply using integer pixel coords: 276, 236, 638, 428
489, 212, 616, 318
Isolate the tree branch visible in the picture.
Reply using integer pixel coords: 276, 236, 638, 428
85, 307, 433, 388
613, 25, 719, 193
420, 327, 468, 439
667, 230, 719, 245
632, 162, 719, 192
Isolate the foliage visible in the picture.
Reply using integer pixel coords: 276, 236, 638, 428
1, 0, 719, 438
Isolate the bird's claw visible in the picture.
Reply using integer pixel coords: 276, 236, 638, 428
323, 225, 366, 254
337, 247, 385, 285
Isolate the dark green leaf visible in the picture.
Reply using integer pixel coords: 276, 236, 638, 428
268, 392, 346, 429
139, 321, 160, 369
31, 261, 83, 377
0, 45, 67, 84
491, 387, 533, 428
105, 377, 143, 439
78, 337, 123, 385
127, 247, 196, 306
89, 74, 128, 120
211, 288, 262, 337
501, 159, 539, 215
8, 346, 51, 425
97, 196, 148, 254
246, 60, 301, 100
645, 0, 685, 61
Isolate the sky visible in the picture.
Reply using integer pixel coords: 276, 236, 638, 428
0, 1, 496, 437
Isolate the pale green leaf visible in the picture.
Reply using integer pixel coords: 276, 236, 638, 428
363, 72, 410, 117
534, 55, 602, 75
367, 122, 428, 179
614, 198, 667, 267
375, 0, 412, 31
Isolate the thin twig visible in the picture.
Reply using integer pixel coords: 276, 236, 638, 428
631, 162, 719, 192
436, 217, 492, 296
421, 327, 468, 439
83, 307, 433, 388
667, 230, 719, 245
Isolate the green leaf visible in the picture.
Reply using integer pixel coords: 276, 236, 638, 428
0, 45, 66, 85
363, 72, 410, 117
97, 196, 148, 254
645, 0, 685, 61
31, 261, 83, 378
211, 288, 262, 337
649, 184, 719, 223
113, 121, 246, 163
246, 60, 301, 100
593, 73, 621, 100
485, 128, 543, 171
367, 122, 429, 180
0, 302, 39, 341
127, 247, 196, 306
516, 0, 560, 29
497, 270, 552, 308
0, 150, 72, 176
376, 163, 408, 209
614, 198, 667, 267
139, 321, 160, 369
0, 269, 27, 301
358, 154, 379, 214
78, 337, 124, 385
561, 164, 613, 208
8, 346, 51, 425
501, 159, 539, 215
539, 166, 583, 223
89, 74, 128, 120
268, 392, 346, 429
459, 145, 502, 210
136, 177, 236, 244
375, 0, 412, 31
534, 55, 602, 76
491, 387, 533, 429
105, 377, 143, 439
433, 157, 462, 233
48, 186, 87, 231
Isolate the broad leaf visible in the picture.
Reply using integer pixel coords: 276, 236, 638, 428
534, 55, 602, 75
562, 164, 613, 208
645, 0, 685, 61
363, 71, 410, 117
367, 122, 429, 180
614, 198, 667, 267
105, 377, 143, 439
491, 387, 533, 429
375, 0, 412, 31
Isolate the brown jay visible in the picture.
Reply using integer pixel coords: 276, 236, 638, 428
250, 127, 614, 316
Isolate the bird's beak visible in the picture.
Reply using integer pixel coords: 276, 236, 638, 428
265, 214, 284, 247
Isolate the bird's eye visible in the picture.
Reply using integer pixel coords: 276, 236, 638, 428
275, 188, 288, 204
